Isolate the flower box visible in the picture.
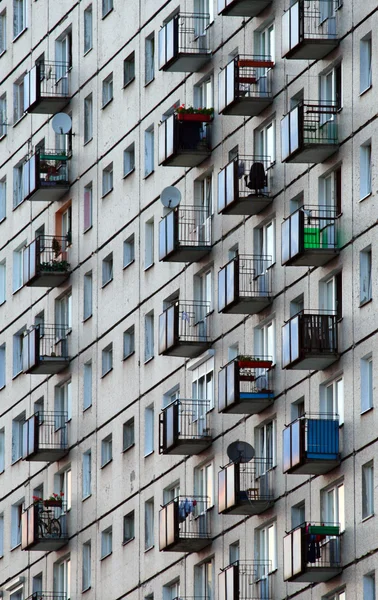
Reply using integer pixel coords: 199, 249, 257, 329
177, 113, 213, 123
44, 499, 63, 507
238, 359, 272, 369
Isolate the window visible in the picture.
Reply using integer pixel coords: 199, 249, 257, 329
12, 327, 25, 377
144, 404, 154, 455
13, 0, 26, 38
84, 94, 93, 143
321, 377, 344, 425
0, 177, 6, 222
102, 73, 113, 107
163, 482, 180, 504
101, 434, 112, 467
255, 220, 275, 263
82, 450, 92, 498
360, 34, 372, 94
123, 143, 135, 176
82, 541, 91, 591
360, 142, 372, 200
55, 380, 72, 421
144, 498, 154, 549
56, 467, 72, 510
145, 219, 154, 268
54, 557, 71, 598
320, 64, 342, 116
363, 572, 375, 600
321, 481, 345, 531
123, 511, 135, 543
102, 0, 113, 17
101, 526, 112, 558
320, 272, 342, 321
256, 120, 275, 162
194, 267, 213, 312
319, 166, 342, 214
0, 345, 5, 390
101, 343, 113, 376
13, 162, 24, 208
144, 311, 154, 361
254, 320, 276, 365
0, 428, 4, 472
192, 357, 214, 410
229, 542, 240, 564
84, 5, 93, 54
256, 420, 276, 469
194, 0, 214, 22
123, 326, 135, 359
0, 94, 7, 138
123, 418, 135, 450
361, 355, 373, 412
124, 52, 135, 86
11, 499, 23, 548
83, 271, 93, 320
10, 589, 23, 600
123, 234, 135, 267
13, 77, 24, 123
56, 291, 72, 329
362, 461, 374, 519
194, 558, 214, 600
145, 33, 155, 84
194, 77, 213, 110
291, 501, 305, 529
0, 260, 6, 304
84, 183, 93, 231
102, 253, 113, 286
194, 173, 213, 218
195, 460, 214, 506
144, 126, 154, 176
83, 361, 92, 410
13, 413, 26, 460
0, 514, 3, 557
360, 247, 372, 304
32, 574, 43, 595
0, 11, 6, 55
256, 522, 277, 573
102, 163, 113, 196
13, 241, 25, 291
163, 581, 180, 600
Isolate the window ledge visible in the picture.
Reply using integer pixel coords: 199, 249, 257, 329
144, 544, 155, 553
123, 259, 135, 270
361, 406, 374, 416
144, 450, 154, 458
362, 513, 374, 523
122, 537, 135, 546
123, 168, 135, 179
101, 188, 113, 200
101, 278, 113, 289
82, 493, 92, 502
123, 77, 135, 89
13, 113, 27, 128
100, 551, 113, 561
10, 543, 21, 552
84, 137, 93, 147
359, 192, 372, 203
0, 134, 6, 142
12, 198, 26, 211
144, 262, 154, 272
13, 28, 28, 43
0, 300, 5, 307
82, 586, 91, 594
101, 97, 114, 110
12, 371, 23, 381
102, 7, 114, 19
83, 314, 93, 323
144, 170, 154, 180
11, 456, 22, 465
101, 458, 113, 469
0, 50, 6, 58
144, 77, 155, 88
360, 85, 372, 97
84, 47, 93, 57
359, 298, 372, 308
122, 442, 135, 453
123, 350, 135, 361
144, 356, 154, 365
84, 225, 93, 234
101, 367, 113, 379
83, 404, 92, 413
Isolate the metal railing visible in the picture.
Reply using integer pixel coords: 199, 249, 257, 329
160, 206, 212, 250
29, 324, 70, 358
26, 235, 71, 272
222, 560, 273, 600
162, 12, 211, 57
282, 205, 339, 262
26, 594, 67, 600
35, 501, 68, 540
238, 255, 273, 298
37, 149, 70, 185
236, 356, 273, 394
291, 522, 341, 568
218, 155, 272, 212
161, 398, 211, 440
282, 309, 338, 367
228, 459, 274, 500
219, 55, 273, 107
160, 300, 212, 347
35, 61, 70, 97
33, 411, 68, 450
288, 0, 338, 41
168, 495, 211, 539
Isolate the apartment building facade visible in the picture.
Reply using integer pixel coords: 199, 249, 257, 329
0, 0, 377, 599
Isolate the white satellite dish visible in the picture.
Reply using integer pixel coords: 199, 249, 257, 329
160, 186, 182, 209
52, 113, 72, 135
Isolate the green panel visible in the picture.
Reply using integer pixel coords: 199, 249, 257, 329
303, 227, 320, 249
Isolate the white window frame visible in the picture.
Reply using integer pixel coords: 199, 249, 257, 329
83, 5, 93, 54
320, 376, 344, 425
11, 499, 24, 548
84, 94, 93, 144
102, 163, 113, 197
0, 428, 4, 472
124, 52, 135, 87
256, 419, 276, 469
144, 311, 154, 362
13, 0, 26, 39
144, 126, 154, 177
192, 357, 214, 410
123, 325, 135, 359
12, 412, 25, 463
101, 527, 112, 558
360, 247, 372, 305
0, 94, 7, 138
123, 234, 135, 267
361, 355, 373, 413
256, 120, 275, 163
12, 327, 25, 377
13, 77, 25, 124
83, 271, 92, 320
102, 0, 113, 17
144, 498, 154, 550
102, 253, 113, 286
101, 343, 113, 376
360, 142, 372, 200
362, 461, 374, 520
84, 182, 93, 231
255, 521, 277, 574
0, 260, 6, 304
82, 541, 91, 591
255, 22, 275, 62
123, 510, 135, 543
55, 379, 72, 421
123, 143, 135, 176
102, 73, 113, 108
144, 404, 154, 456
83, 361, 92, 410
254, 319, 276, 365
82, 450, 92, 498
360, 34, 372, 94
123, 418, 135, 450
145, 33, 155, 85
194, 558, 214, 600
101, 434, 112, 467
0, 11, 6, 55
55, 291, 72, 330
54, 556, 71, 599
321, 480, 345, 531
194, 460, 214, 507
363, 572, 375, 600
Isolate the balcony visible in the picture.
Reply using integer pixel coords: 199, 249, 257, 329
284, 522, 341, 582
282, 310, 339, 370
23, 325, 70, 375
159, 495, 211, 552
219, 55, 274, 117
24, 150, 70, 202
283, 413, 340, 475
218, 255, 272, 314
218, 460, 274, 516
159, 300, 212, 358
23, 235, 71, 287
159, 399, 212, 455
159, 114, 211, 167
26, 594, 67, 600
159, 206, 211, 262
282, 0, 339, 60
219, 561, 273, 600
218, 0, 272, 17
21, 502, 68, 551
158, 13, 211, 72
281, 101, 339, 163
282, 206, 340, 267
218, 356, 274, 415
23, 412, 68, 462
24, 62, 71, 114
218, 155, 272, 216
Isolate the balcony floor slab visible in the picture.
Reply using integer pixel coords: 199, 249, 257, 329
220, 194, 272, 216
220, 0, 271, 16
284, 39, 339, 61
221, 97, 273, 117
162, 53, 211, 73
27, 271, 71, 287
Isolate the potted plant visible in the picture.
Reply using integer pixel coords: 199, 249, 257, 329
175, 105, 214, 122
41, 492, 64, 507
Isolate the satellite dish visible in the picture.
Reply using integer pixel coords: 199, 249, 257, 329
227, 441, 255, 464
52, 113, 72, 135
160, 186, 182, 209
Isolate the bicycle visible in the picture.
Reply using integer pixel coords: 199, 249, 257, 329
37, 506, 62, 539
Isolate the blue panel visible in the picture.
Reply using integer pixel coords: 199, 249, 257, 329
307, 418, 339, 460
240, 392, 274, 400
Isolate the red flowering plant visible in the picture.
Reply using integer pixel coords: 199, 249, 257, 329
175, 104, 214, 116
32, 491, 64, 505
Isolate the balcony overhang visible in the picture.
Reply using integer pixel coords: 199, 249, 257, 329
223, 96, 273, 117
161, 340, 211, 359
286, 143, 339, 164
218, 0, 272, 17
25, 536, 69, 552
221, 294, 272, 315
26, 184, 70, 203
27, 270, 71, 287
25, 447, 69, 462
164, 53, 211, 73
162, 245, 211, 263
284, 39, 339, 61
222, 194, 272, 216
25, 356, 70, 375
218, 357, 274, 415
286, 247, 339, 267
223, 496, 274, 516
287, 353, 339, 370
163, 437, 212, 455
222, 393, 274, 415
218, 156, 272, 216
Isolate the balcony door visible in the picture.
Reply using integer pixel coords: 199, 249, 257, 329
192, 357, 214, 434
194, 174, 213, 245
194, 558, 214, 600
54, 557, 71, 599
256, 522, 276, 593
55, 32, 71, 91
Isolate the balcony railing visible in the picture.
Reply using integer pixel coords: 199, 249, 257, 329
159, 113, 211, 167
218, 460, 274, 515
282, 310, 339, 370
24, 150, 70, 202
218, 255, 273, 314
219, 561, 273, 600
159, 495, 211, 552
23, 412, 68, 462
218, 0, 272, 17
281, 101, 339, 163
219, 55, 274, 116
21, 502, 68, 551
282, 206, 340, 267
283, 413, 340, 475
282, 0, 339, 60
159, 206, 212, 262
23, 235, 71, 287
159, 300, 212, 358
24, 61, 71, 114
218, 155, 272, 216
284, 522, 341, 583
159, 13, 211, 72
159, 398, 212, 455
218, 356, 274, 415
26, 594, 67, 600
23, 324, 70, 375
